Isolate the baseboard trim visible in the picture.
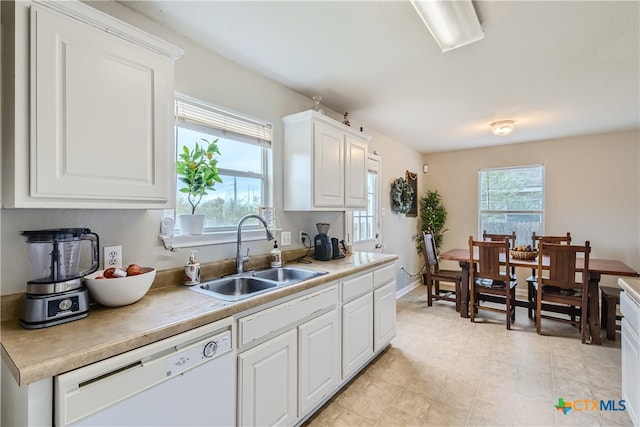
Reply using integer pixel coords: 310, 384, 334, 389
396, 278, 422, 299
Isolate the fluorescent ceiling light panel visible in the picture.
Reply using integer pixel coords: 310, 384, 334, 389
410, 0, 484, 52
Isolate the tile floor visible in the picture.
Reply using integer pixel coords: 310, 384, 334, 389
305, 286, 632, 427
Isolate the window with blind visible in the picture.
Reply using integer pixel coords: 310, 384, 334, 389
478, 165, 545, 246
175, 95, 272, 232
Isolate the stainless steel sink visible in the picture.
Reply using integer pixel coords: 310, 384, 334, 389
250, 267, 326, 283
195, 277, 277, 301
187, 267, 328, 302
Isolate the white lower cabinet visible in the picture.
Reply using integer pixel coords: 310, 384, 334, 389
237, 285, 339, 426
237, 263, 396, 425
0, 359, 52, 427
342, 293, 374, 379
621, 291, 640, 426
238, 329, 298, 427
374, 280, 397, 352
298, 310, 341, 415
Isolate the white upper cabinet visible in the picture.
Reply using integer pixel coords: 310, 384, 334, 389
344, 135, 368, 207
283, 110, 371, 211
1, 0, 183, 208
312, 121, 345, 207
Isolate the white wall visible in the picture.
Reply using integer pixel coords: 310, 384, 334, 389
366, 129, 424, 290
0, 1, 422, 295
424, 129, 640, 286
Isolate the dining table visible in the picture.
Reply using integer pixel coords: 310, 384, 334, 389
439, 248, 639, 344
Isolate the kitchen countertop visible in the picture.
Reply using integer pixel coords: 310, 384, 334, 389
1, 252, 397, 386
619, 277, 640, 305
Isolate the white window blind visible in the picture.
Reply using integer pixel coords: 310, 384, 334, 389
175, 94, 272, 147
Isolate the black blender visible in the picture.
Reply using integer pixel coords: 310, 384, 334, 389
20, 228, 99, 329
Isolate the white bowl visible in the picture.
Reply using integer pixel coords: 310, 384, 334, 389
84, 267, 156, 307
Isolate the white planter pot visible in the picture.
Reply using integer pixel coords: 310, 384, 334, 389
179, 214, 205, 235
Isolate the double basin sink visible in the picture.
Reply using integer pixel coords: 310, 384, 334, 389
188, 266, 328, 302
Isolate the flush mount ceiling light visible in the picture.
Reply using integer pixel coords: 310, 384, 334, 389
490, 120, 515, 136
410, 0, 484, 52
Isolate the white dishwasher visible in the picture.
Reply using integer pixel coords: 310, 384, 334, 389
55, 317, 235, 426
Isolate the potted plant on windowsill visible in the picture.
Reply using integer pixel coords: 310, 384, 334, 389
176, 139, 222, 235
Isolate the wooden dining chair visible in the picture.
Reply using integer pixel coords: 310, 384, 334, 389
469, 236, 517, 329
483, 230, 517, 276
482, 230, 517, 248
526, 232, 572, 318
422, 231, 463, 311
534, 241, 590, 343
531, 232, 572, 250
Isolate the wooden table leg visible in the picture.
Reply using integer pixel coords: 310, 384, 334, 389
588, 272, 602, 345
459, 260, 470, 318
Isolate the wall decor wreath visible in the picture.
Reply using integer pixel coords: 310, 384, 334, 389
390, 177, 415, 214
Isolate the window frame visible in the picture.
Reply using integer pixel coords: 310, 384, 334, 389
166, 95, 273, 247
349, 154, 382, 250
478, 164, 545, 247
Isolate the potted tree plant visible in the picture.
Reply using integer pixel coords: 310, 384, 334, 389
176, 139, 222, 234
415, 189, 448, 253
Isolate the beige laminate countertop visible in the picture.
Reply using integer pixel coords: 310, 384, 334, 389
1, 252, 398, 386
619, 277, 640, 305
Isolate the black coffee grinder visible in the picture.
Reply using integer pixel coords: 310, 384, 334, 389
314, 223, 333, 261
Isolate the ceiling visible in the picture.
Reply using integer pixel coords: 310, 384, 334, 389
117, 1, 639, 153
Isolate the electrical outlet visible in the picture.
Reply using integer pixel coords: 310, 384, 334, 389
281, 231, 292, 246
104, 245, 122, 269
298, 231, 304, 243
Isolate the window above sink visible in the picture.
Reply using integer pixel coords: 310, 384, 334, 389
174, 95, 273, 234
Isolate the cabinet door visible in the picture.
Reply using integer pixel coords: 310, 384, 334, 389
238, 329, 297, 427
30, 6, 174, 206
622, 319, 640, 426
342, 293, 373, 379
299, 309, 340, 415
344, 136, 368, 208
313, 121, 344, 207
374, 281, 397, 352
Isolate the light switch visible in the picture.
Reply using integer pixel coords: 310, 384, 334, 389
281, 231, 292, 246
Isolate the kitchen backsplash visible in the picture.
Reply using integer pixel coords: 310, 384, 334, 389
0, 247, 310, 322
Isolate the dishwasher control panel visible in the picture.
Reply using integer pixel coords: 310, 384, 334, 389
165, 330, 232, 377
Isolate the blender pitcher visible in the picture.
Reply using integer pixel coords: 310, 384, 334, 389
21, 228, 100, 288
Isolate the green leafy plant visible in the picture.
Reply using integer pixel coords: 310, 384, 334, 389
416, 189, 448, 252
176, 139, 223, 214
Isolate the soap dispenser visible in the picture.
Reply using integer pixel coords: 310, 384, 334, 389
270, 241, 282, 268
184, 250, 201, 286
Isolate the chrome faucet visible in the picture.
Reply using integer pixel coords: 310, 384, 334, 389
236, 214, 274, 274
